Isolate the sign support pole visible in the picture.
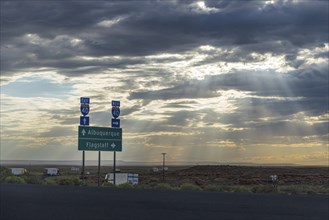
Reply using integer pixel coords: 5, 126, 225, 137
162, 153, 166, 181
98, 151, 101, 187
80, 97, 90, 181
113, 152, 116, 185
111, 100, 120, 186
82, 151, 85, 179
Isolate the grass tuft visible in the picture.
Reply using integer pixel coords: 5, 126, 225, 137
180, 183, 201, 191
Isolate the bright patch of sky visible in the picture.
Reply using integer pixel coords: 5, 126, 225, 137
2, 75, 74, 98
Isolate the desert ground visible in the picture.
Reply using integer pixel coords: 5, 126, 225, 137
142, 165, 329, 186
2, 164, 328, 194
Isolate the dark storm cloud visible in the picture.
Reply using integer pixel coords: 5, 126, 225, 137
102, 0, 326, 56
1, 1, 328, 75
1, 1, 125, 39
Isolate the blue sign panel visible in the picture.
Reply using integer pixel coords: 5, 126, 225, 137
112, 107, 120, 119
111, 118, 120, 128
112, 100, 120, 107
80, 97, 90, 104
80, 104, 90, 116
80, 116, 90, 126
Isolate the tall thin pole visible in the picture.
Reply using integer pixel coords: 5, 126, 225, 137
113, 152, 116, 185
162, 153, 166, 181
82, 151, 85, 179
111, 100, 120, 186
80, 97, 90, 181
98, 151, 101, 187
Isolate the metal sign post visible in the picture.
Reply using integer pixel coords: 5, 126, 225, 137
80, 97, 90, 180
98, 151, 101, 187
162, 153, 166, 181
112, 100, 120, 185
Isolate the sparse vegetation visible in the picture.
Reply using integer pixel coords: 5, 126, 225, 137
1, 165, 328, 195
251, 185, 276, 193
57, 176, 84, 186
203, 184, 219, 192
278, 185, 329, 195
43, 176, 85, 186
180, 183, 201, 191
117, 182, 134, 189
204, 184, 233, 192
4, 176, 27, 184
0, 167, 12, 181
43, 177, 58, 185
203, 184, 252, 193
232, 186, 253, 193
103, 182, 117, 188
22, 175, 43, 184
154, 183, 175, 190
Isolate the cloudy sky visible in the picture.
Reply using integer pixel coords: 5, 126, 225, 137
1, 0, 328, 165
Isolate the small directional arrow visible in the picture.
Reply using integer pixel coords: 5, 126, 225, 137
80, 116, 89, 125
82, 129, 86, 136
111, 143, 116, 148
111, 118, 120, 128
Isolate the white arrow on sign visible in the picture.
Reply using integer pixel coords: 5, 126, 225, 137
82, 129, 86, 136
111, 143, 116, 148
83, 118, 87, 124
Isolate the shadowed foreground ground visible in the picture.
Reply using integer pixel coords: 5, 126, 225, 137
1, 183, 328, 220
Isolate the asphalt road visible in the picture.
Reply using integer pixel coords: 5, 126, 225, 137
1, 183, 328, 220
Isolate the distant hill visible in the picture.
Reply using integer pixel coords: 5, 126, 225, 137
0, 160, 300, 167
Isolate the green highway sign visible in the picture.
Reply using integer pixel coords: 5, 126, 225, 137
78, 126, 122, 151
